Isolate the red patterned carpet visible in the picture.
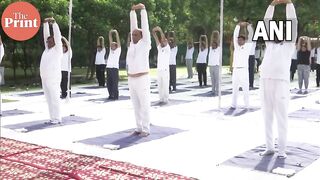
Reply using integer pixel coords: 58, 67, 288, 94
0, 137, 194, 179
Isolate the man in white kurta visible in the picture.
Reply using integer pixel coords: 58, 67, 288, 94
152, 26, 170, 104
231, 23, 254, 109
107, 30, 121, 100
95, 37, 106, 87
169, 40, 178, 91
126, 3, 151, 137
40, 18, 63, 124
260, 0, 297, 158
185, 41, 194, 79
60, 37, 72, 99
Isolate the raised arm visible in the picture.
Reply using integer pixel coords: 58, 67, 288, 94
130, 8, 138, 33
43, 21, 50, 49
139, 5, 151, 43
127, 32, 131, 47
109, 30, 113, 47
247, 24, 254, 42
306, 37, 312, 51
233, 25, 240, 48
152, 27, 160, 46
297, 37, 302, 51
114, 30, 120, 48
286, 1, 297, 43
52, 21, 62, 49
171, 31, 177, 46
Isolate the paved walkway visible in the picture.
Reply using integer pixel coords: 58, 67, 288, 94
1, 68, 320, 179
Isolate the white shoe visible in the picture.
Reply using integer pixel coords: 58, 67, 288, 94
259, 149, 275, 156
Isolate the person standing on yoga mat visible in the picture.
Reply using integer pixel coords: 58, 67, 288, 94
60, 37, 72, 99
230, 22, 254, 109
168, 31, 178, 92
106, 29, 121, 100
40, 17, 63, 124
260, 0, 297, 159
185, 38, 194, 79
196, 35, 208, 87
296, 36, 312, 94
127, 3, 151, 137
152, 26, 170, 104
95, 36, 107, 87
208, 31, 221, 95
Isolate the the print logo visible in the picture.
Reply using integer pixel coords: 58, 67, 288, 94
1, 1, 41, 41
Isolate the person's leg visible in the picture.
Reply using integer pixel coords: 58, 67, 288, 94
213, 66, 220, 94
186, 59, 192, 78
42, 80, 53, 120
49, 80, 62, 122
106, 68, 112, 98
242, 68, 250, 108
172, 65, 177, 91
316, 64, 320, 87
163, 70, 170, 103
128, 77, 142, 132
101, 65, 106, 86
60, 71, 68, 98
304, 65, 310, 90
273, 80, 290, 158
203, 64, 207, 86
96, 65, 101, 86
114, 68, 119, 99
249, 56, 255, 88
197, 63, 202, 86
137, 75, 151, 134
260, 78, 276, 155
297, 65, 303, 92
231, 69, 239, 108
157, 71, 163, 101
209, 66, 214, 93
169, 65, 174, 90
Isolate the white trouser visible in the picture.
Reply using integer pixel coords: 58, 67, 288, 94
232, 67, 249, 108
128, 74, 151, 133
260, 78, 289, 154
42, 78, 61, 121
209, 65, 220, 94
157, 69, 169, 102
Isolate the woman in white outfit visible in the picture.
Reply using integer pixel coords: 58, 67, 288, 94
60, 37, 72, 99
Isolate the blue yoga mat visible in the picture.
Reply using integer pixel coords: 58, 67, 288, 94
2, 116, 96, 132
87, 96, 130, 103
206, 107, 260, 116
1, 109, 34, 117
71, 92, 98, 98
221, 142, 320, 177
151, 99, 194, 107
289, 108, 320, 122
290, 88, 319, 94
76, 125, 186, 149
17, 92, 44, 97
192, 90, 232, 97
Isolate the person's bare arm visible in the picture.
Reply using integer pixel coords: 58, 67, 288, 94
127, 32, 131, 47
297, 37, 302, 51
114, 30, 121, 48
108, 30, 113, 47
307, 37, 312, 51
152, 27, 160, 46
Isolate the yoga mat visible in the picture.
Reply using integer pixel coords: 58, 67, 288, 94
76, 125, 185, 149
192, 90, 232, 97
87, 95, 130, 103
1, 109, 34, 117
206, 107, 260, 117
3, 116, 97, 133
221, 142, 320, 177
151, 99, 194, 107
289, 108, 320, 122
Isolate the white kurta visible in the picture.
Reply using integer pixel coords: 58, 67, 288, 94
169, 46, 178, 65
61, 49, 72, 72
95, 48, 106, 65
157, 44, 170, 102
40, 22, 63, 122
260, 3, 297, 155
127, 9, 151, 133
107, 47, 121, 69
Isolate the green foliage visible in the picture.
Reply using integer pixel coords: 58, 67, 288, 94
1, 0, 319, 80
